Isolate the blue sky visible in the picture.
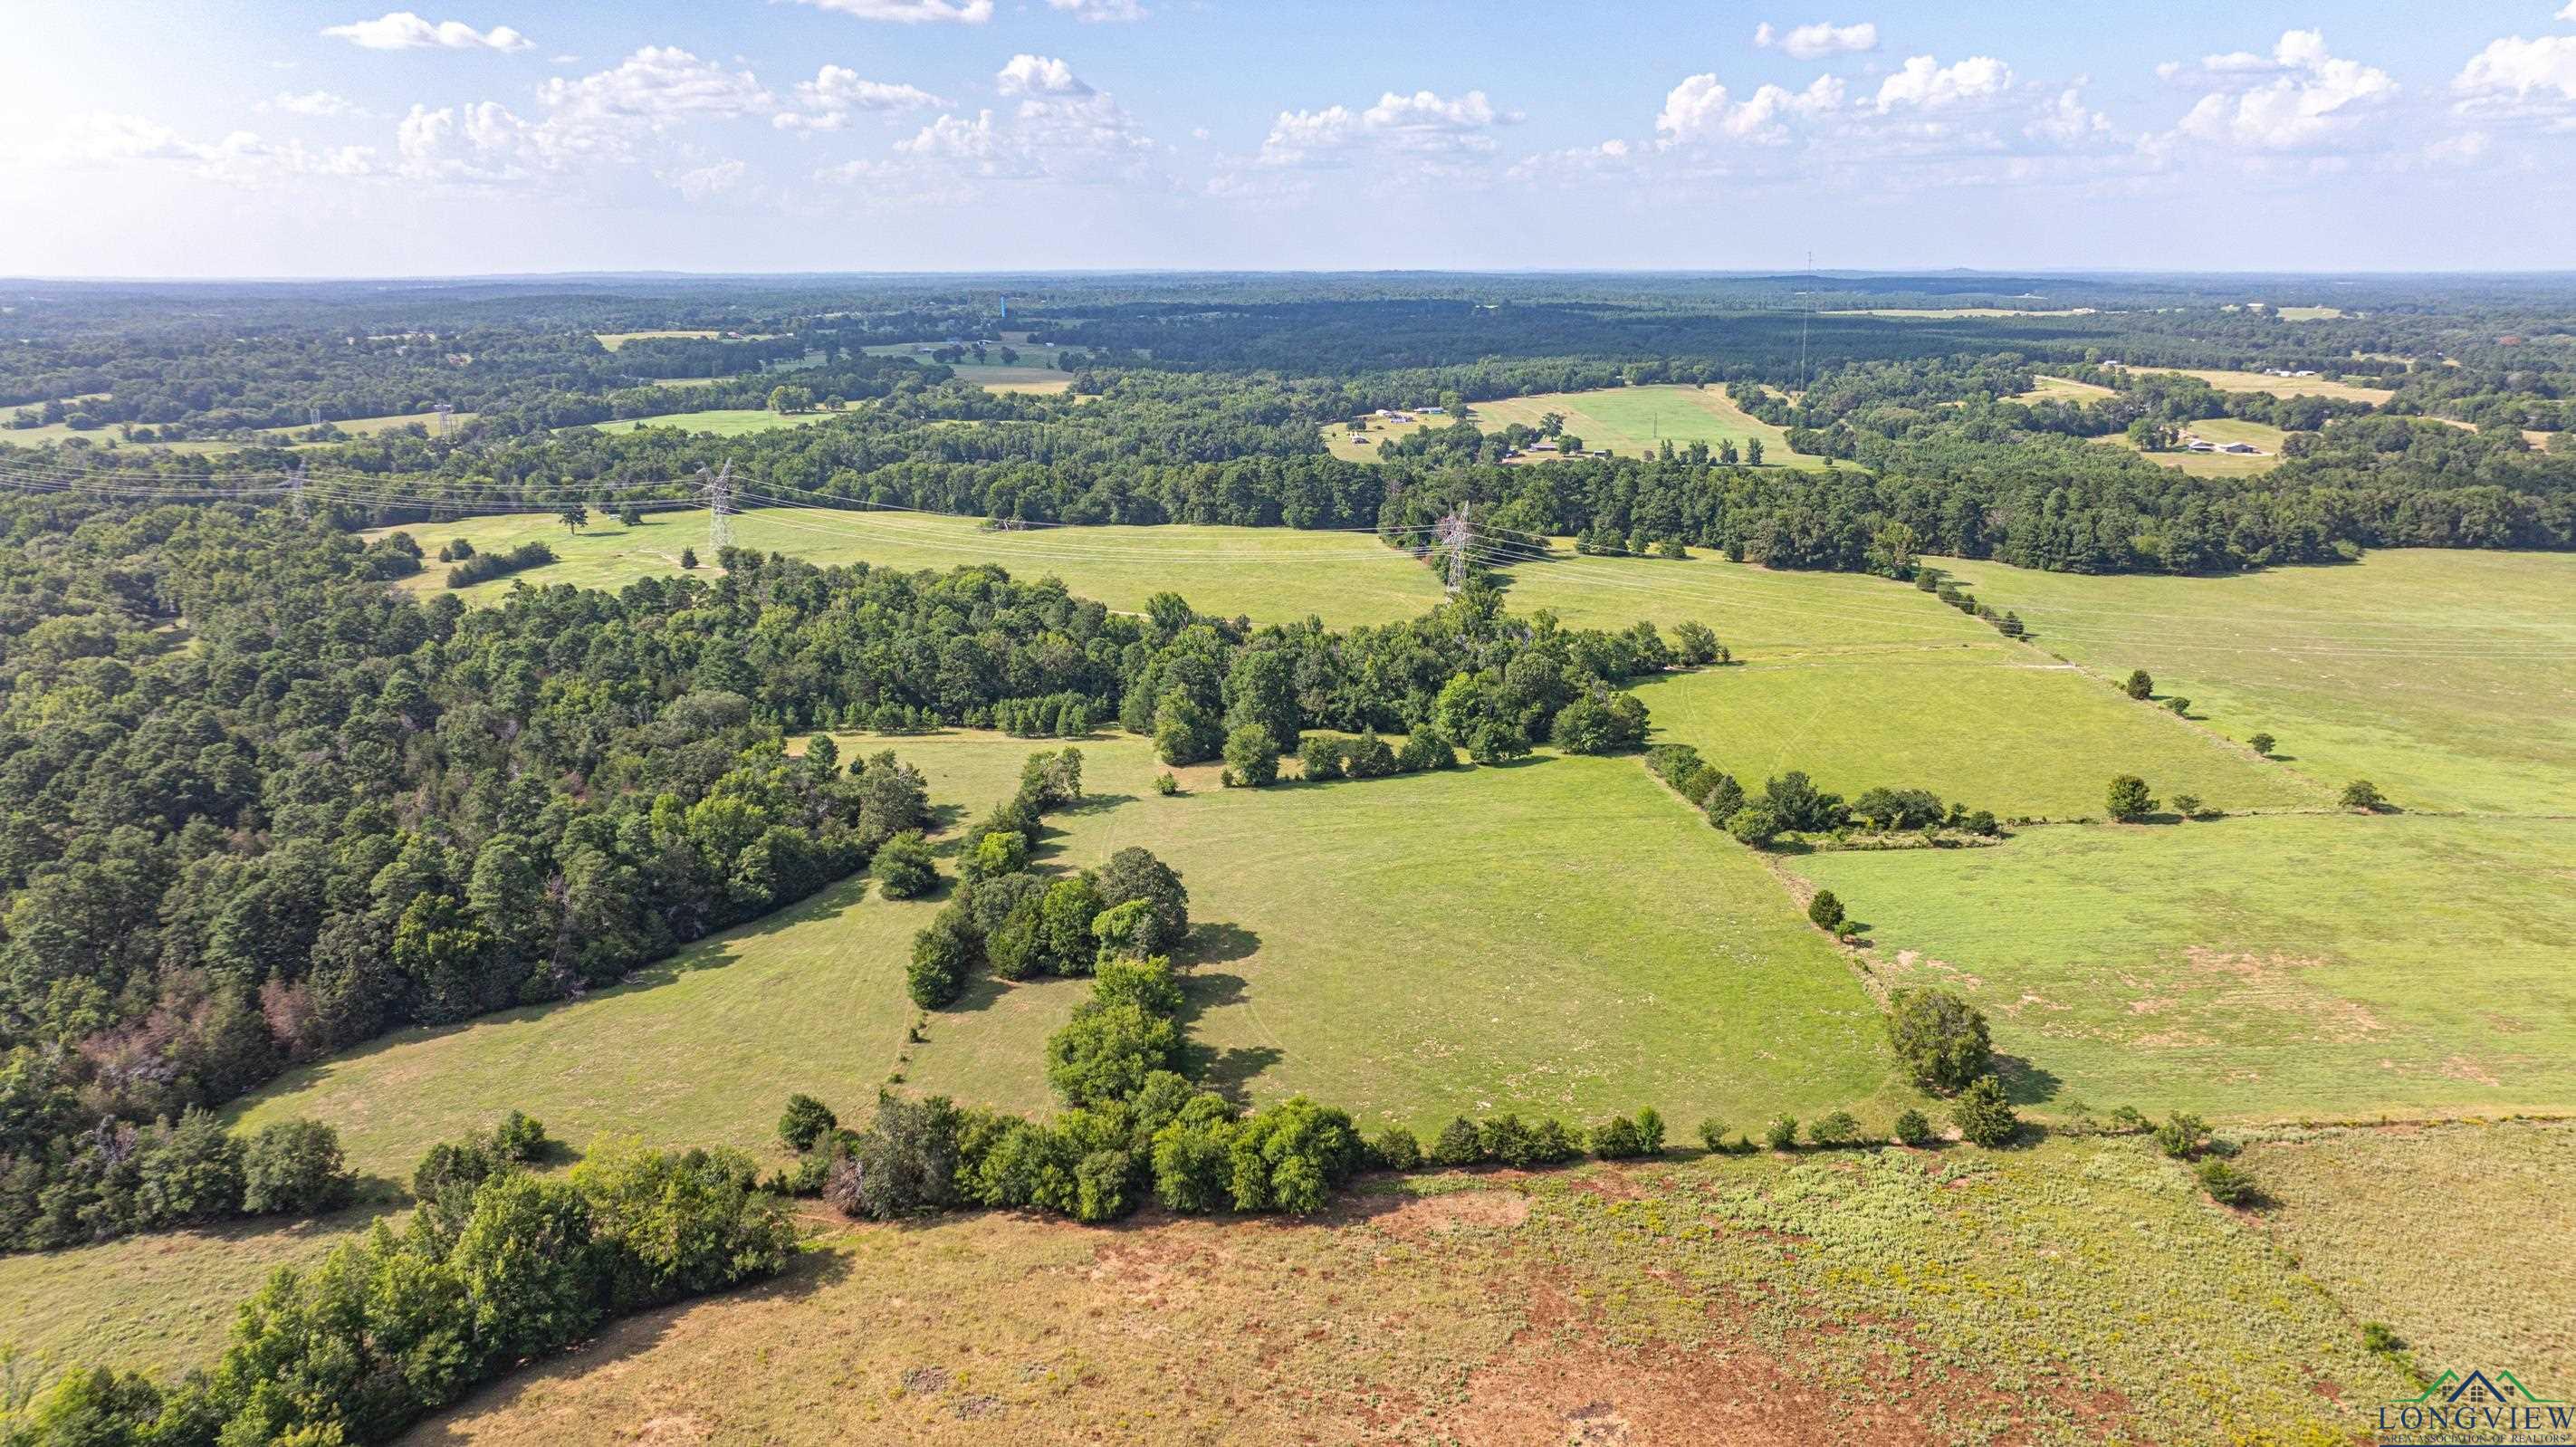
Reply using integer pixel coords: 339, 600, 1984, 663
4, 1, 2573, 275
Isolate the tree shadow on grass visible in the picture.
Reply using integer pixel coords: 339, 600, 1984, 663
1184, 922, 1261, 967
1995, 1054, 2062, 1107
405, 1248, 858, 1445
1192, 1044, 1285, 1103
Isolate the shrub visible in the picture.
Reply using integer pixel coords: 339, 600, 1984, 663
1764, 1116, 1799, 1151
1805, 1110, 1862, 1147
826, 1096, 966, 1222
1154, 770, 1181, 796
135, 1109, 246, 1229
1429, 1116, 1485, 1167
1298, 735, 1345, 781
1222, 724, 1280, 787
1951, 1075, 2018, 1146
1344, 733, 1399, 779
965, 829, 1029, 880
1228, 1097, 1364, 1213
1366, 1126, 1422, 1172
2170, 792, 2207, 819
1697, 1117, 1730, 1153
1806, 889, 1846, 933
679, 547, 699, 569
1726, 803, 1783, 848
779, 1094, 838, 1153
1699, 772, 1745, 822
2340, 779, 2389, 812
2246, 732, 2275, 757
906, 904, 979, 1009
2123, 668, 2154, 700
2195, 1158, 2256, 1206
2165, 696, 2191, 715
240, 1119, 355, 1216
871, 830, 937, 899
1891, 1108, 1934, 1146
1587, 1107, 1664, 1160
2361, 1321, 2404, 1355
2153, 1111, 2213, 1159
1395, 728, 1457, 772
493, 1110, 549, 1164
2106, 774, 2157, 821
1043, 1001, 1180, 1106
1885, 987, 1994, 1091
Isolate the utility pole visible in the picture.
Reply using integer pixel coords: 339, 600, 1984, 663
283, 463, 307, 521
699, 459, 733, 553
1433, 500, 1472, 595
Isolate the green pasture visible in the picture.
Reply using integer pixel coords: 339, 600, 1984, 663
1793, 816, 2576, 1119
1927, 550, 2576, 814
1469, 385, 1823, 466
369, 511, 1451, 623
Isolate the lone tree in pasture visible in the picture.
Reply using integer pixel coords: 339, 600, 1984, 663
2123, 669, 2155, 700
2340, 779, 2390, 812
2247, 732, 2275, 757
1952, 1075, 2018, 1147
1806, 889, 1847, 934
558, 503, 589, 535
1887, 987, 1993, 1092
2106, 774, 2157, 821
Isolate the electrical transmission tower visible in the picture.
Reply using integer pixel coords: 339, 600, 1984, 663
283, 463, 307, 521
697, 460, 734, 553
434, 403, 455, 439
1433, 500, 1473, 595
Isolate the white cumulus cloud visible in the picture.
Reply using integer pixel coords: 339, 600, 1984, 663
996, 53, 1093, 97
266, 90, 363, 118
1874, 54, 2012, 112
321, 12, 531, 51
535, 47, 772, 129
774, 64, 945, 130
783, 0, 994, 23
2169, 30, 2395, 149
2455, 33, 2576, 102
1047, 0, 1148, 19
1655, 73, 1843, 145
1753, 20, 1878, 61
1259, 88, 1518, 167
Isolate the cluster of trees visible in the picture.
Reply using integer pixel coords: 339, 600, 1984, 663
1643, 747, 1998, 848
0, 1116, 794, 1446
444, 538, 554, 589
0, 501, 954, 1251
0, 1093, 354, 1251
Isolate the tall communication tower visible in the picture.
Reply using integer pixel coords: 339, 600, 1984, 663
1433, 500, 1473, 595
698, 459, 734, 553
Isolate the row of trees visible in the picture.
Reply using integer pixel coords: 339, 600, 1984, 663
0, 1116, 794, 1446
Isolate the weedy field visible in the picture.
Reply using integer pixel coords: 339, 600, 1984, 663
2236, 1122, 2576, 1392
2010, 373, 2116, 403
397, 1137, 2413, 1445
1927, 549, 2576, 813
374, 511, 1451, 622
1791, 816, 2576, 1118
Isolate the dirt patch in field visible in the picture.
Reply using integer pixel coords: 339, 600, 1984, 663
1354, 1188, 1533, 1241
2440, 1055, 2504, 1087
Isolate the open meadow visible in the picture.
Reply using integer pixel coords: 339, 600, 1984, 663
394, 1138, 2410, 1446
233, 731, 1902, 1167
372, 510, 1451, 623
2151, 367, 2396, 405
1627, 648, 2321, 820
2010, 374, 2116, 403
562, 406, 846, 438
1925, 549, 2576, 814
1467, 384, 1823, 465
1791, 816, 2576, 1119
2092, 417, 2291, 477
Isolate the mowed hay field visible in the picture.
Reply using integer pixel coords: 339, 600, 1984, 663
2011, 374, 2116, 403
1484, 543, 1994, 651
399, 1141, 2409, 1446
1627, 648, 2320, 820
2236, 1122, 2576, 1390
1791, 816, 2576, 1118
1470, 384, 1824, 467
1928, 550, 2576, 814
370, 511, 1451, 625
2157, 367, 2395, 405
235, 727, 1898, 1166
565, 407, 843, 438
